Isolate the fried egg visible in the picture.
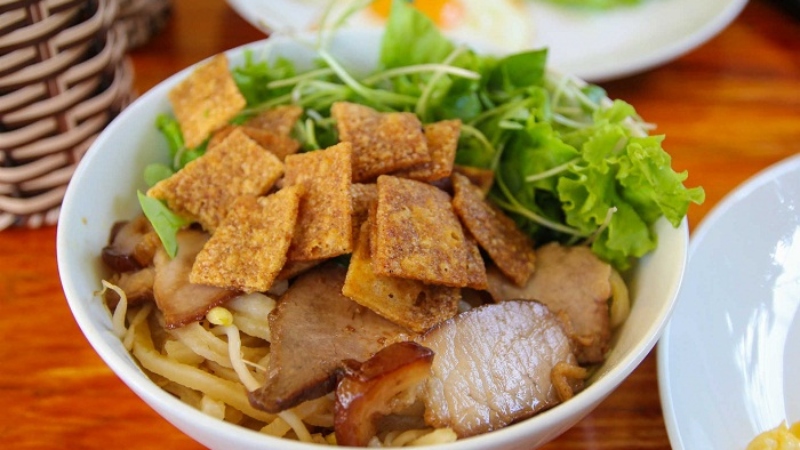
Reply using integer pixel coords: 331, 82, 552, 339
321, 0, 534, 52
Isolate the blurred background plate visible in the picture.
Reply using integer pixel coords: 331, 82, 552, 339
226, 0, 747, 81
658, 154, 800, 449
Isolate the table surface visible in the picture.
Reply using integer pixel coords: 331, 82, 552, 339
2, 0, 799, 448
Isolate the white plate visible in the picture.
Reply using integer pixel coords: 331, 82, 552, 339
226, 0, 747, 81
658, 154, 800, 449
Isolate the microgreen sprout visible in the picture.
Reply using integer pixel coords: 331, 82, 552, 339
525, 158, 580, 183
361, 63, 480, 86
415, 45, 470, 119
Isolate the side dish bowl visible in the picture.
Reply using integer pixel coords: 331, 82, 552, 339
57, 29, 689, 449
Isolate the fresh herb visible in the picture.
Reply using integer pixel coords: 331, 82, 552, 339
137, 191, 192, 259
143, 163, 174, 187
147, 0, 702, 268
154, 114, 206, 170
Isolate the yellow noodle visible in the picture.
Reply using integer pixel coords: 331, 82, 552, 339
407, 428, 457, 445
201, 395, 227, 420
385, 429, 429, 447
261, 416, 293, 438
278, 409, 314, 443
221, 324, 262, 392
131, 318, 276, 423
168, 322, 235, 368
161, 381, 203, 409
163, 338, 205, 366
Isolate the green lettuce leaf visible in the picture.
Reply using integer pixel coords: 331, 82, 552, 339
380, 0, 455, 69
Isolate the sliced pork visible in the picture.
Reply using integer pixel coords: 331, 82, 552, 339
152, 230, 239, 328
249, 264, 413, 413
419, 300, 582, 438
486, 242, 612, 364
105, 266, 156, 307
335, 341, 434, 447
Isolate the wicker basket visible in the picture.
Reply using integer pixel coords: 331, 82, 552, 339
117, 0, 171, 50
0, 0, 135, 229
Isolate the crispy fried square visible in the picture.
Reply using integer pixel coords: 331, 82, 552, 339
373, 175, 472, 287
245, 105, 303, 136
190, 185, 303, 292
395, 119, 460, 181
350, 183, 377, 244
331, 102, 430, 182
209, 125, 301, 161
463, 232, 488, 290
284, 142, 353, 261
276, 259, 323, 281
343, 220, 460, 332
148, 128, 284, 231
168, 54, 246, 148
454, 164, 495, 195
451, 172, 536, 286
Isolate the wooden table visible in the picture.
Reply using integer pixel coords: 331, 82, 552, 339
2, 0, 798, 448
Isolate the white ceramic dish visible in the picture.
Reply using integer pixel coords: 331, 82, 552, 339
226, 0, 747, 81
658, 154, 800, 449
57, 29, 689, 449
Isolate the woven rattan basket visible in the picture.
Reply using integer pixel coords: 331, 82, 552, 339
117, 0, 171, 50
0, 0, 135, 229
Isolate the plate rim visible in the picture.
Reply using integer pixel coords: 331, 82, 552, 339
657, 152, 800, 450
225, 0, 748, 82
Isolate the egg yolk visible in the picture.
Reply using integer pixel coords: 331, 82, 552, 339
369, 0, 463, 29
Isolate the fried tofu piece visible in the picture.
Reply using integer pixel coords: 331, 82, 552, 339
148, 128, 284, 231
343, 220, 460, 332
168, 54, 246, 148
208, 125, 301, 161
395, 119, 461, 182
454, 165, 495, 195
284, 142, 353, 261
350, 183, 377, 244
245, 105, 303, 136
373, 175, 481, 288
190, 185, 303, 292
332, 102, 430, 182
463, 232, 489, 290
276, 259, 323, 281
451, 172, 536, 286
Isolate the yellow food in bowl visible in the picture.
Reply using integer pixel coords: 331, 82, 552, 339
748, 421, 800, 450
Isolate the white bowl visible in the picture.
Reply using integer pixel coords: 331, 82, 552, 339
57, 29, 689, 449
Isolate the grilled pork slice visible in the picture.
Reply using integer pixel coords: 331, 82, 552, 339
249, 264, 413, 413
335, 342, 434, 447
152, 230, 239, 328
420, 300, 582, 438
486, 243, 612, 364
105, 266, 156, 308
